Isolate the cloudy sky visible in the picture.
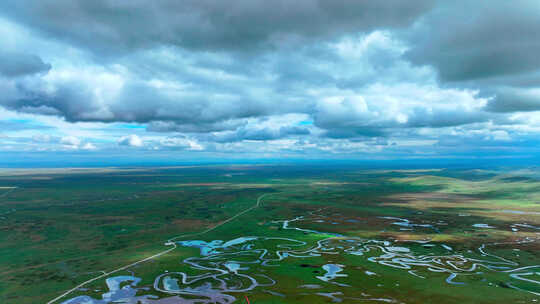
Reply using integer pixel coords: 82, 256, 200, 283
1, 1, 540, 164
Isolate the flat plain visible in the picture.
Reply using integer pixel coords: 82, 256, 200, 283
0, 165, 538, 303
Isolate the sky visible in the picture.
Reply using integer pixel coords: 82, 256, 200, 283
1, 1, 540, 165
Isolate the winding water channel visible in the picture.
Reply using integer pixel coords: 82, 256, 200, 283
62, 212, 540, 303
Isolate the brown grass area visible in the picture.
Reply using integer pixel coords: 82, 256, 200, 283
171, 218, 210, 230
30, 234, 44, 242
474, 210, 540, 223
175, 183, 230, 186
382, 192, 481, 211
372, 169, 444, 174
383, 192, 540, 223
387, 192, 477, 202
0, 167, 150, 176
311, 182, 372, 186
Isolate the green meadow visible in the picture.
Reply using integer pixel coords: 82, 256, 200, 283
0, 165, 538, 303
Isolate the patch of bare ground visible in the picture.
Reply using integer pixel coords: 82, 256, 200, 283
0, 167, 150, 176
382, 192, 480, 210
476, 210, 540, 223
387, 192, 478, 202
311, 181, 372, 186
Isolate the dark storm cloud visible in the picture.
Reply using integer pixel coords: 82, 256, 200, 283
0, 51, 51, 77
204, 125, 311, 143
404, 0, 540, 82
7, 80, 102, 121
9, 80, 280, 124
147, 120, 246, 133
486, 88, 540, 113
231, 126, 309, 141
402, 0, 540, 116
0, 0, 433, 55
322, 128, 386, 139
405, 109, 490, 128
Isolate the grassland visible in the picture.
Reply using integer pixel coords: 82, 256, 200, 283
0, 165, 538, 303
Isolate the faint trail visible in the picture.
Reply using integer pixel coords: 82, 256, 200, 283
168, 193, 270, 242
47, 193, 271, 304
46, 245, 177, 304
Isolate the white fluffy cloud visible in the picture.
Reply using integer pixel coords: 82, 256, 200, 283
81, 142, 97, 150
60, 135, 81, 149
159, 136, 203, 151
118, 134, 143, 147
